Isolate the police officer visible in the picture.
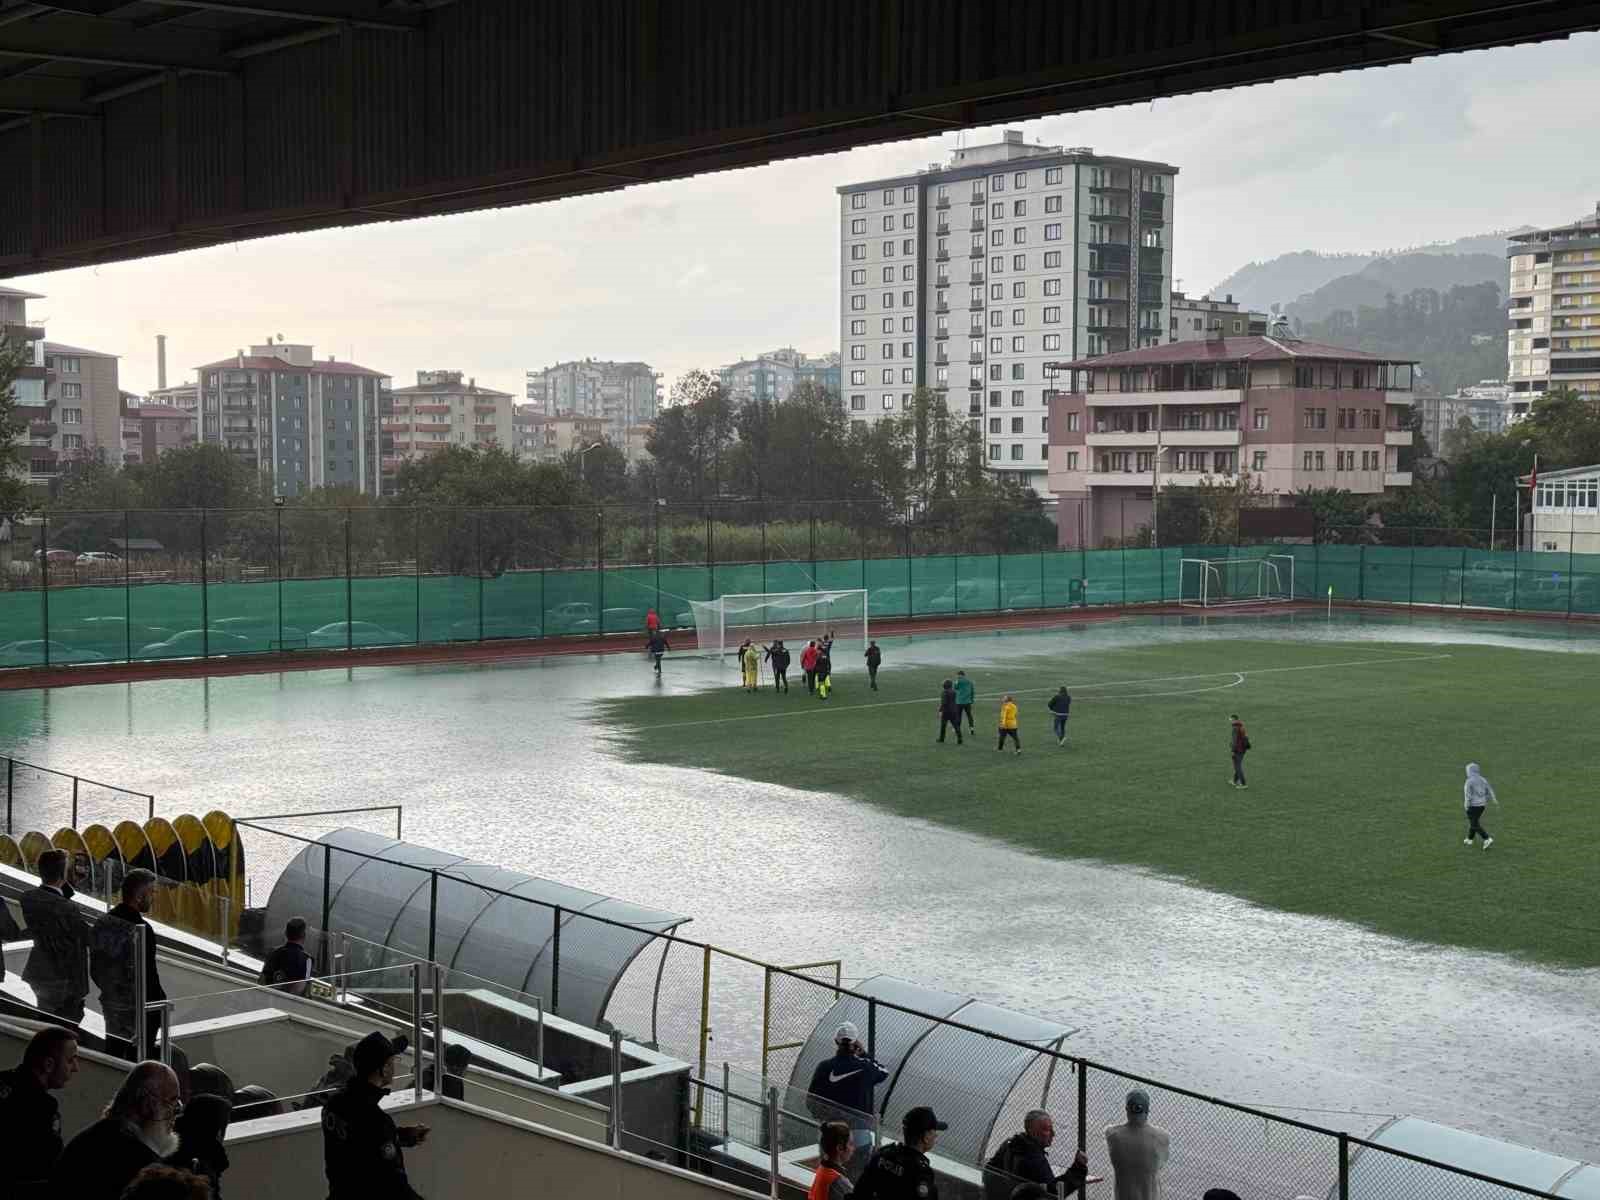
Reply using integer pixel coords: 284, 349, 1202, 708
322, 1030, 429, 1200
854, 1105, 948, 1199
0, 1026, 80, 1187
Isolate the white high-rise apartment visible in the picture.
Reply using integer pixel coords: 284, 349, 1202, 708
1506, 202, 1600, 424
838, 131, 1177, 494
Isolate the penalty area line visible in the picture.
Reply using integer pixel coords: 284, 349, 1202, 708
626, 652, 1453, 731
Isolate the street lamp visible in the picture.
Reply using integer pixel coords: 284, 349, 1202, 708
577, 441, 603, 488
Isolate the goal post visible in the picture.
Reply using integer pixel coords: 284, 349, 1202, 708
1179, 555, 1295, 607
687, 590, 869, 660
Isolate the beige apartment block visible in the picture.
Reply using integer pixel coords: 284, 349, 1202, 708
43, 340, 121, 480
1046, 334, 1417, 547
1506, 202, 1600, 423
383, 370, 514, 487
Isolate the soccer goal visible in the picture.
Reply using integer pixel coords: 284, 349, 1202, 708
687, 590, 869, 661
1178, 555, 1296, 607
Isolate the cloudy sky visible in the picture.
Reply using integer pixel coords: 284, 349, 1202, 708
10, 33, 1598, 401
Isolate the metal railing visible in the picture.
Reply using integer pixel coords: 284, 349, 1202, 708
227, 820, 1575, 1200
2, 752, 155, 834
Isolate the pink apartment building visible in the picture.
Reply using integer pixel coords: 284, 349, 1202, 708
1045, 334, 1417, 547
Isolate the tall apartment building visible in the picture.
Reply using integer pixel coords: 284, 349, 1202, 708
839, 132, 1177, 495
718, 355, 797, 403
510, 405, 606, 464
523, 359, 660, 436
146, 381, 200, 417
381, 370, 513, 490
1045, 335, 1416, 546
1507, 202, 1600, 421
195, 342, 388, 498
1169, 291, 1268, 342
1417, 379, 1507, 449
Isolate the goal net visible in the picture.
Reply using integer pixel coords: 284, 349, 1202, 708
687, 590, 869, 661
1178, 555, 1295, 607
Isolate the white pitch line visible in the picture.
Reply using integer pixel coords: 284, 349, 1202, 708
626, 652, 1453, 731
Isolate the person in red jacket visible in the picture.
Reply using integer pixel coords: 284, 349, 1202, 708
645, 608, 661, 635
800, 640, 820, 693
1229, 714, 1250, 789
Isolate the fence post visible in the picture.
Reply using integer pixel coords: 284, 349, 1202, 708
199, 509, 209, 657
427, 870, 439, 964
1338, 1131, 1350, 1200
413, 508, 421, 643
124, 510, 132, 662
411, 963, 423, 1101
344, 509, 353, 651
5, 757, 11, 835
597, 507, 606, 630
40, 512, 49, 665
766, 1085, 780, 1199
475, 510, 484, 641
721, 1061, 730, 1145
1076, 1060, 1087, 1191
610, 1029, 625, 1150
71, 777, 78, 828
431, 963, 444, 1089
1408, 525, 1415, 608
867, 996, 877, 1062
549, 905, 561, 1016
535, 994, 545, 1076
319, 842, 333, 972
694, 944, 712, 1128
275, 504, 284, 650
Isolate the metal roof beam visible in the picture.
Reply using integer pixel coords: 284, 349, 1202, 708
135, 1, 422, 31
0, 13, 235, 74
0, 73, 101, 111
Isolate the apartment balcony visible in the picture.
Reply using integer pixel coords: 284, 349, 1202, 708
1085, 322, 1121, 334
28, 419, 57, 437
934, 328, 949, 341
1384, 471, 1413, 487
1088, 239, 1129, 252
1089, 255, 1131, 276
1162, 428, 1241, 446
969, 191, 985, 204
1086, 430, 1158, 448
968, 379, 983, 390
935, 302, 949, 314
380, 456, 403, 470
1093, 210, 1130, 222
935, 250, 950, 262
970, 217, 984, 232
1139, 193, 1166, 218
969, 271, 985, 284
474, 423, 497, 432
1384, 429, 1414, 447
415, 403, 450, 414
969, 403, 983, 416
968, 352, 984, 364
1384, 391, 1414, 403
968, 326, 985, 337
474, 405, 499, 414
1085, 470, 1152, 487
968, 299, 983, 311
381, 420, 411, 432
414, 422, 450, 433
1087, 387, 1243, 408
968, 246, 983, 259
1138, 249, 1165, 274
934, 353, 949, 366
936, 196, 950, 210
222, 399, 255, 410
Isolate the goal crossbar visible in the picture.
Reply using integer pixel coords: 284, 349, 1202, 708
1178, 555, 1295, 607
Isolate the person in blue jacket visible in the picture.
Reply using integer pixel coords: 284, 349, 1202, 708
805, 1022, 889, 1181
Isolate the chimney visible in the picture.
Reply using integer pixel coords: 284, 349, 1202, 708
1003, 129, 1023, 145
156, 334, 167, 389
236, 350, 244, 367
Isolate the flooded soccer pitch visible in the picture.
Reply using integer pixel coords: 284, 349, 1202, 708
1, 607, 1597, 1161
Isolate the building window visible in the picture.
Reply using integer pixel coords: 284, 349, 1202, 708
882, 343, 895, 359
1011, 363, 1025, 380
1303, 408, 1327, 429
990, 173, 1005, 192
990, 310, 1003, 328
883, 240, 895, 257
882, 267, 895, 283
1011, 417, 1024, 433
902, 264, 915, 281
1013, 199, 1026, 217
989, 364, 1003, 381
1012, 389, 1025, 406
1010, 443, 1024, 460
989, 417, 1001, 434
1013, 281, 1026, 299
1252, 450, 1267, 471
1046, 167, 1063, 185
902, 341, 914, 357
990, 283, 1004, 301
850, 244, 865, 260
991, 201, 1004, 220
1045, 195, 1062, 213
851, 194, 866, 210
1013, 227, 1027, 244
902, 368, 913, 383
1043, 278, 1061, 296
1043, 306, 1061, 324
1044, 251, 1061, 268
989, 337, 1004, 353
1253, 408, 1268, 430
883, 394, 896, 409
989, 390, 1002, 407
1043, 334, 1061, 351
990, 229, 1004, 247
60, 382, 82, 399
1067, 412, 1080, 432
850, 345, 866, 360
1044, 223, 1062, 241
902, 317, 914, 332
989, 443, 1001, 460
1314, 451, 1325, 470
882, 318, 895, 333
1294, 365, 1315, 387
991, 255, 1005, 274
850, 320, 865, 335
1012, 308, 1025, 326
851, 269, 866, 285
881, 215, 894, 232
882, 292, 894, 308
882, 369, 894, 383
903, 238, 915, 255
1014, 172, 1027, 189
62, 407, 82, 424
1040, 416, 1049, 434
1302, 451, 1314, 470
851, 218, 866, 234
1012, 336, 1025, 352
851, 370, 866, 385
883, 188, 894, 205
903, 185, 915, 202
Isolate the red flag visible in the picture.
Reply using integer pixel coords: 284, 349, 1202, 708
1527, 454, 1538, 498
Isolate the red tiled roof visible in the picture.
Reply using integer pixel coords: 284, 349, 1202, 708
390, 382, 511, 397
44, 340, 117, 358
196, 355, 386, 377
1053, 336, 1417, 371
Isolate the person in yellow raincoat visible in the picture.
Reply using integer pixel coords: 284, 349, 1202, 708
740, 640, 760, 692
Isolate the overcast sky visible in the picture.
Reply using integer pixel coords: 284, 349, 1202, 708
10, 33, 1598, 401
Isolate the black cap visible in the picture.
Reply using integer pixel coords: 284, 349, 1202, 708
353, 1030, 408, 1076
903, 1106, 949, 1139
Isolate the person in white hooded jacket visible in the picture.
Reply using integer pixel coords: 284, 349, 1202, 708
1463, 762, 1498, 849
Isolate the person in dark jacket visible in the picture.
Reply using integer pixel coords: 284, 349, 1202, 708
91, 868, 166, 1061
937, 680, 964, 745
645, 631, 670, 676
1229, 714, 1249, 789
21, 848, 89, 1022
854, 1105, 947, 1199
815, 641, 834, 700
322, 1030, 428, 1200
1046, 687, 1072, 747
765, 640, 791, 692
806, 1022, 889, 1179
982, 1109, 1088, 1200
0, 1026, 79, 1186
863, 641, 882, 690
257, 916, 313, 996
54, 1060, 182, 1198
165, 1092, 231, 1198
121, 1164, 213, 1200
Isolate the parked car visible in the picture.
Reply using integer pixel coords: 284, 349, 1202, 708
447, 617, 538, 641
545, 602, 597, 634
75, 551, 121, 564
306, 621, 406, 648
0, 640, 105, 667
136, 629, 254, 659
210, 616, 307, 645
33, 548, 77, 565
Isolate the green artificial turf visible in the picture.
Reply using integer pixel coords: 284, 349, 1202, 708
599, 635, 1600, 967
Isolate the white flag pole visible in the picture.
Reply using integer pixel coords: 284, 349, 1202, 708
1489, 492, 1497, 553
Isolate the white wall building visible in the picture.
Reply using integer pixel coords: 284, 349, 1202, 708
1522, 464, 1600, 555
1506, 202, 1600, 422
838, 131, 1177, 495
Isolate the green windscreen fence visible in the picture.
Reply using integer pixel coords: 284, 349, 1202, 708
5, 536, 1599, 668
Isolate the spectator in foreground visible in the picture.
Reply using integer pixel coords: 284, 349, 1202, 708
809, 1120, 855, 1199
1007, 1187, 1050, 1200
166, 1093, 231, 1198
55, 1060, 183, 1197
853, 1105, 947, 1199
120, 1164, 213, 1200
421, 1042, 473, 1101
0, 1025, 80, 1184
187, 1063, 235, 1102
806, 1022, 888, 1179
322, 1031, 429, 1200
982, 1108, 1088, 1200
1104, 1088, 1169, 1200
92, 868, 167, 1060
937, 679, 964, 745
229, 1085, 283, 1122
258, 917, 314, 996
21, 848, 90, 1023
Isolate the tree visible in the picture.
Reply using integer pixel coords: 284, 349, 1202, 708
1158, 470, 1267, 546
0, 334, 36, 521
560, 441, 630, 503
646, 371, 736, 500
140, 443, 262, 510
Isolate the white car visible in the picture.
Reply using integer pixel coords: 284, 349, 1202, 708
136, 629, 254, 659
76, 551, 122, 564
307, 621, 406, 648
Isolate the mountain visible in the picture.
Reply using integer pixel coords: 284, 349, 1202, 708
1284, 252, 1505, 324
1207, 228, 1532, 313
